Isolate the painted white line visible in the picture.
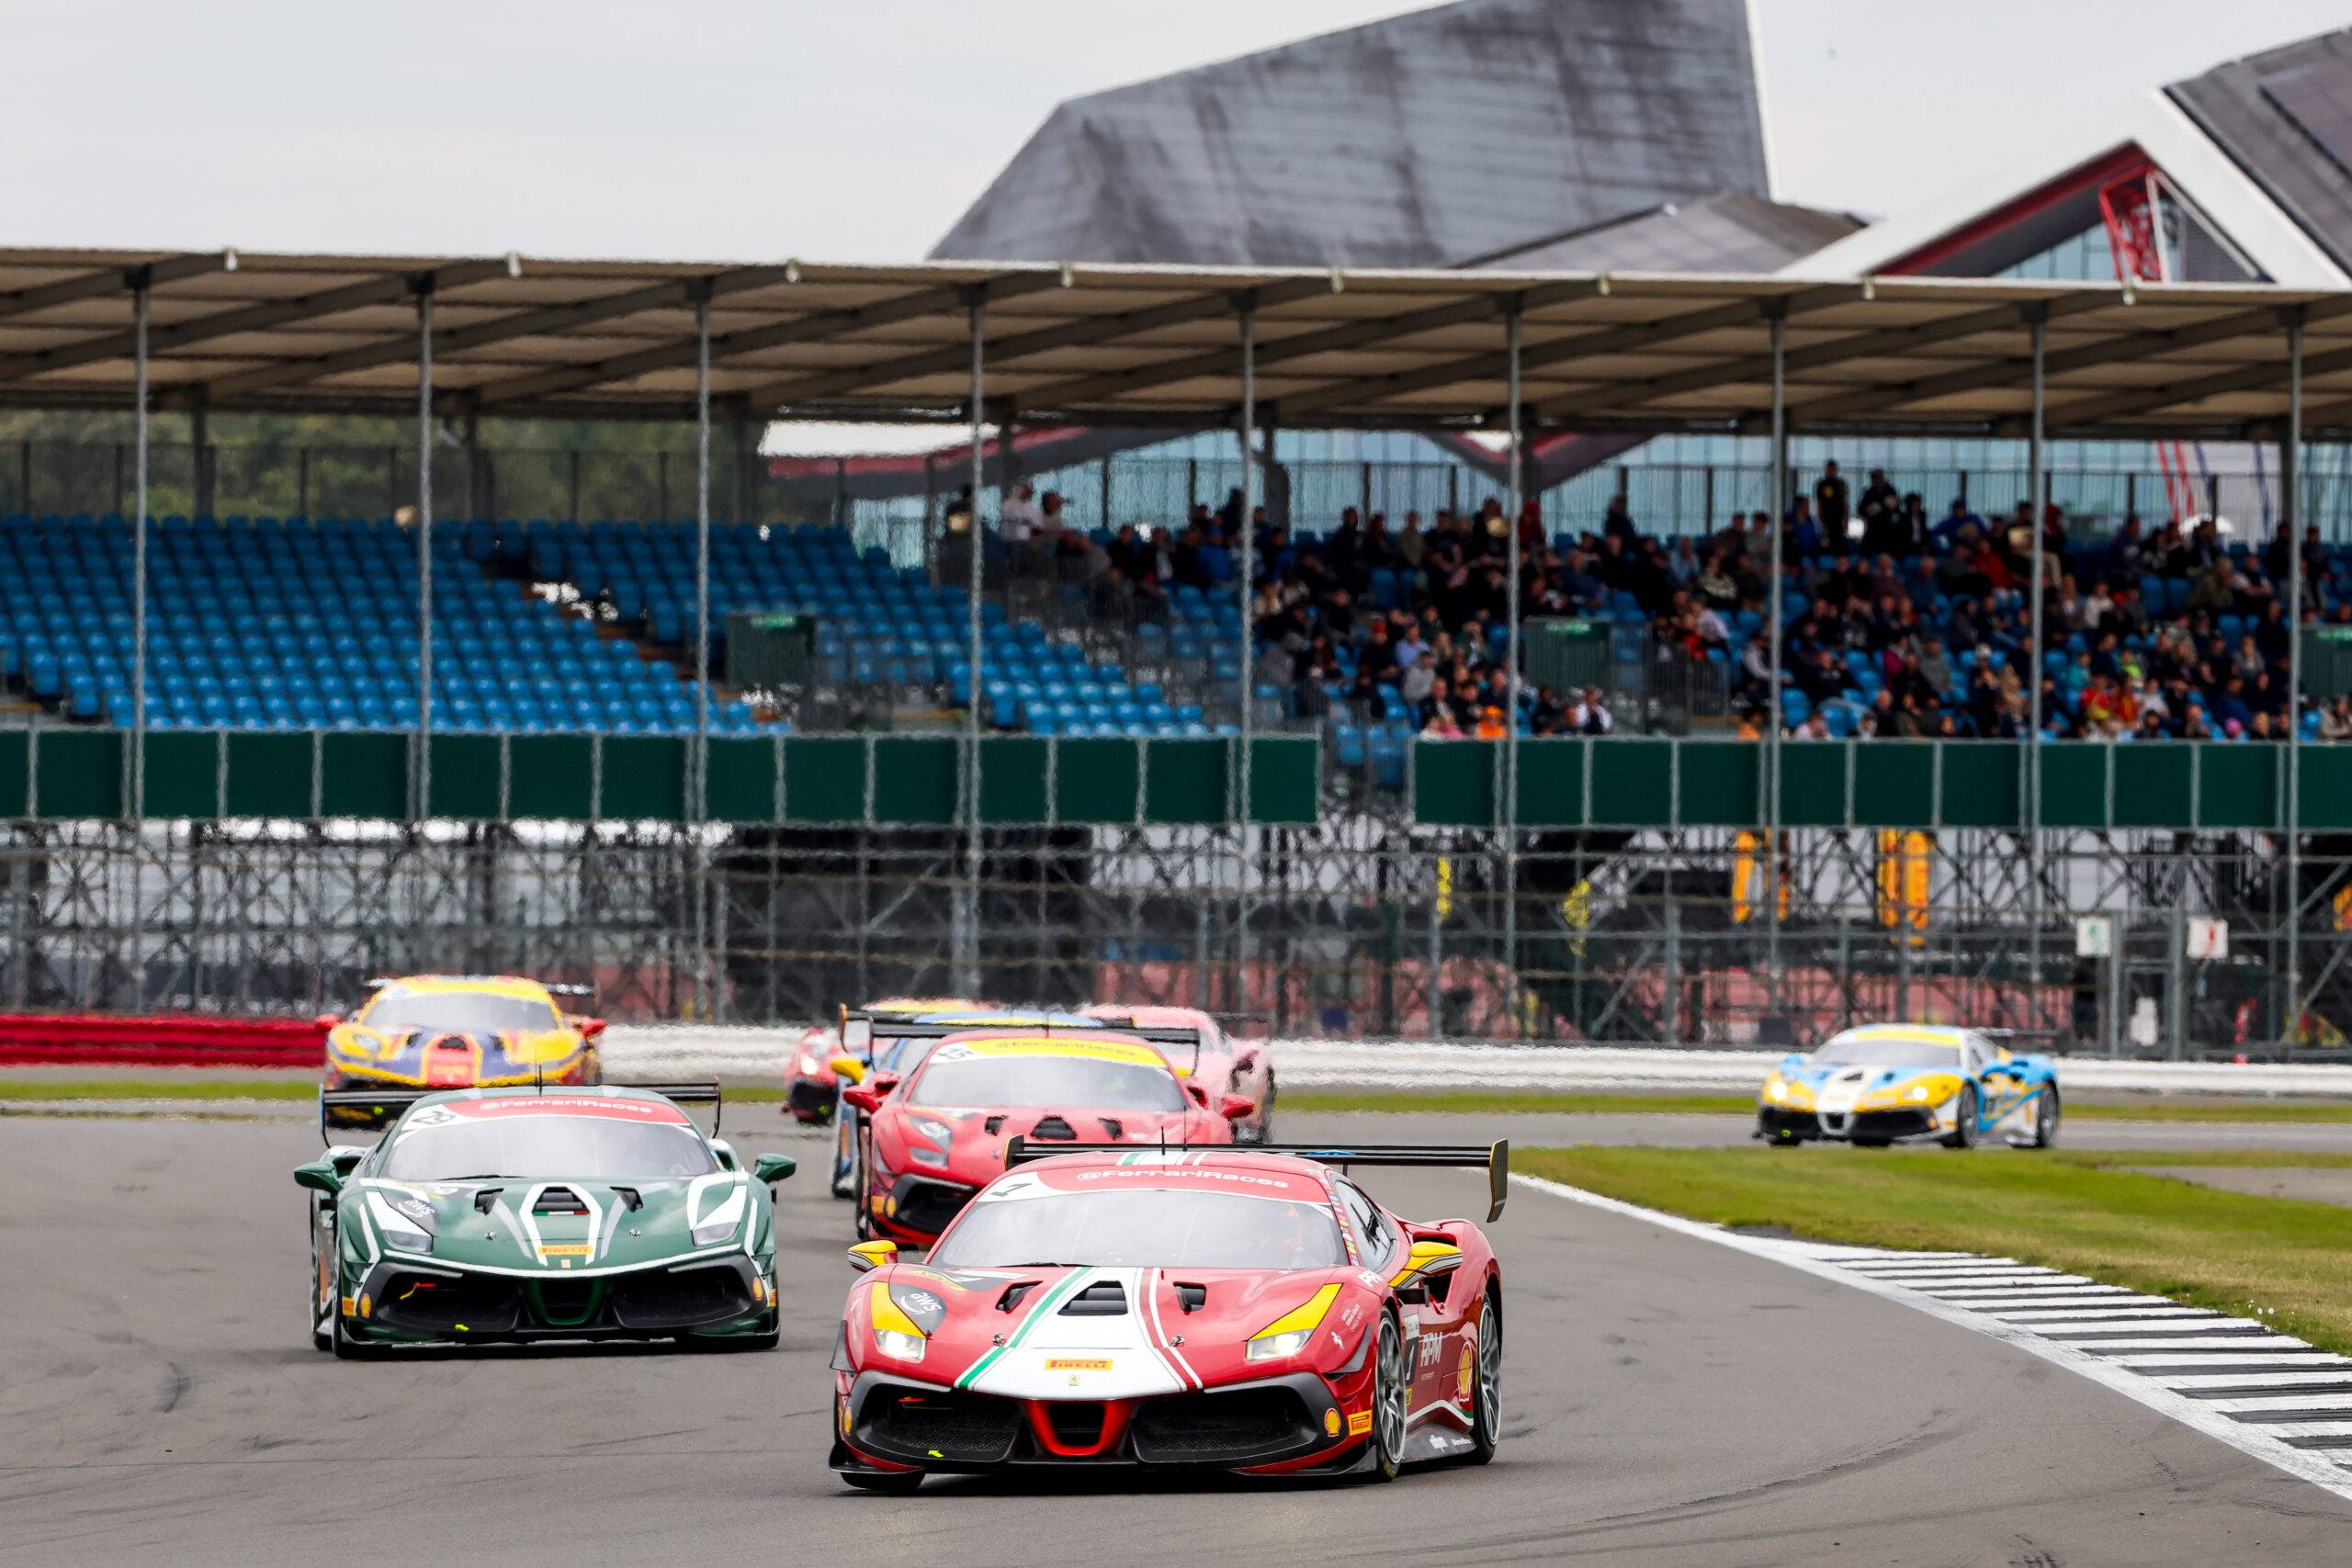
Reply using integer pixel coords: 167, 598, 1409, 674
2167, 1371, 2352, 1391
1510, 1170, 2352, 1505
2208, 1394, 2352, 1415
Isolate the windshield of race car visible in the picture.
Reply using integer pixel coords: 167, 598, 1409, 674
1811, 1035, 1962, 1068
361, 989, 560, 1033
910, 1053, 1187, 1113
375, 1112, 716, 1180
929, 1188, 1346, 1269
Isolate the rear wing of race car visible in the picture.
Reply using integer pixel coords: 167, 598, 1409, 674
1003, 1137, 1510, 1224
318, 1079, 724, 1142
851, 1015, 1205, 1072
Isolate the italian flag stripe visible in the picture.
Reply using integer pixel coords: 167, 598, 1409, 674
956, 1268, 1092, 1390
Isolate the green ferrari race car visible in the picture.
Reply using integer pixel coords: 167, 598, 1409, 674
296, 1083, 794, 1357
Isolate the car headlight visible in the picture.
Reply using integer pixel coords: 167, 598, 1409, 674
1246, 1327, 1314, 1362
912, 1116, 955, 1145
1905, 1084, 1930, 1101
908, 1146, 948, 1168
691, 1186, 747, 1247
367, 1190, 435, 1254
1766, 1077, 1789, 1103
869, 1284, 941, 1363
1246, 1282, 1340, 1362
797, 1053, 821, 1077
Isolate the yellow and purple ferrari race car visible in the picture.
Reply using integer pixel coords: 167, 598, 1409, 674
319, 975, 605, 1123
1756, 1023, 2061, 1150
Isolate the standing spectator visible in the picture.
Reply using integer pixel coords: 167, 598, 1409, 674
1815, 461, 1850, 544
1000, 482, 1044, 547
1857, 468, 1900, 550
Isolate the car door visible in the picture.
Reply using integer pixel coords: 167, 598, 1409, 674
1964, 1034, 2015, 1129
1338, 1179, 1462, 1420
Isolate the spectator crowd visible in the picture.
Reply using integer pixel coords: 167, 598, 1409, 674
989, 457, 2352, 745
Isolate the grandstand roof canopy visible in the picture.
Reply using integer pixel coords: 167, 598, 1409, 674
5, 247, 2352, 440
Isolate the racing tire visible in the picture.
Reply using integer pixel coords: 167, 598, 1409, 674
829, 1116, 859, 1201
840, 1469, 923, 1493
1246, 1077, 1276, 1146
1464, 1283, 1502, 1465
329, 1302, 381, 1360
1942, 1085, 1980, 1150
2029, 1086, 2062, 1149
1363, 1312, 1407, 1483
308, 1206, 335, 1353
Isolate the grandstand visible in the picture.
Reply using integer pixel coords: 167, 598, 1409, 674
0, 251, 2346, 1055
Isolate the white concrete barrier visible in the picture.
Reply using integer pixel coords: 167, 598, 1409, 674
604, 1025, 2352, 1100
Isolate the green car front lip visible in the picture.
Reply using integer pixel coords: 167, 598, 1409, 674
350, 1254, 772, 1342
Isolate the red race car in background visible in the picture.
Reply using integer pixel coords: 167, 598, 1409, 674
1078, 1003, 1276, 1144
827, 1139, 1509, 1489
840, 1026, 1254, 1247
785, 998, 992, 1126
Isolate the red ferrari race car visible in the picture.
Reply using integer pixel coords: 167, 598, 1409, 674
840, 1025, 1254, 1247
785, 998, 990, 1125
827, 1139, 1508, 1488
1078, 1003, 1276, 1144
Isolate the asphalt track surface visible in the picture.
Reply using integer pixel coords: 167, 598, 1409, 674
6, 1114, 2352, 1566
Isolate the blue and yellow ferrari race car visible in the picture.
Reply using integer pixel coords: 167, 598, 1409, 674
1756, 1024, 2061, 1149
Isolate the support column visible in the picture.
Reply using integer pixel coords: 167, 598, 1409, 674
1765, 306, 1787, 1010
415, 288, 435, 817
2025, 308, 2047, 1022
693, 292, 714, 1020
2285, 309, 2306, 1051
189, 395, 210, 520
130, 276, 150, 816
1237, 299, 1257, 1021
1502, 302, 1524, 1038
958, 297, 986, 997
129, 273, 151, 1007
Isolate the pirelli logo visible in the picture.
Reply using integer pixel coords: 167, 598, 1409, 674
538, 1244, 593, 1258
1043, 1357, 1112, 1371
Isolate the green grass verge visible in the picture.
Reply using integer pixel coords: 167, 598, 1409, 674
1283, 1088, 2352, 1122
1517, 1145, 2352, 1358
0, 1078, 790, 1103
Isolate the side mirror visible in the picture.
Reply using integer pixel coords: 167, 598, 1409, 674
575, 1016, 607, 1040
311, 1013, 340, 1032
842, 1073, 899, 1115
829, 1055, 867, 1086
1219, 1094, 1255, 1121
847, 1239, 898, 1273
293, 1159, 344, 1196
327, 1145, 367, 1179
709, 1137, 739, 1170
752, 1152, 797, 1184
1388, 1238, 1466, 1290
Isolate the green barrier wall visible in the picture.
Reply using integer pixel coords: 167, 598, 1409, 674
0, 731, 1320, 827
1410, 737, 2352, 832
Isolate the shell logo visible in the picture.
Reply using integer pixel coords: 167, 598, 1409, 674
1322, 1408, 1342, 1438
1455, 1342, 1475, 1402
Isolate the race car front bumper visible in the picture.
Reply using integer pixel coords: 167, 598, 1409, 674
786, 1078, 835, 1122
834, 1369, 1351, 1472
345, 1255, 771, 1344
1758, 1105, 1939, 1143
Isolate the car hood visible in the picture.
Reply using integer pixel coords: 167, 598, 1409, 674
1775, 1060, 1952, 1091
329, 1024, 584, 1084
348, 1170, 753, 1274
885, 1104, 1221, 1188
858, 1261, 1364, 1399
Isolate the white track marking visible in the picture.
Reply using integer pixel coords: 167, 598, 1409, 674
1513, 1171, 2352, 1502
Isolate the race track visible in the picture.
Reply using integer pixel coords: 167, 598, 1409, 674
5, 1113, 2350, 1566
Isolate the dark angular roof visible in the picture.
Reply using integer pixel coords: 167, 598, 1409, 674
2168, 27, 2352, 278
932, 0, 1770, 268
1455, 191, 1862, 274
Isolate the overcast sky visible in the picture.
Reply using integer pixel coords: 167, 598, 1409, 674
4, 0, 2346, 264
